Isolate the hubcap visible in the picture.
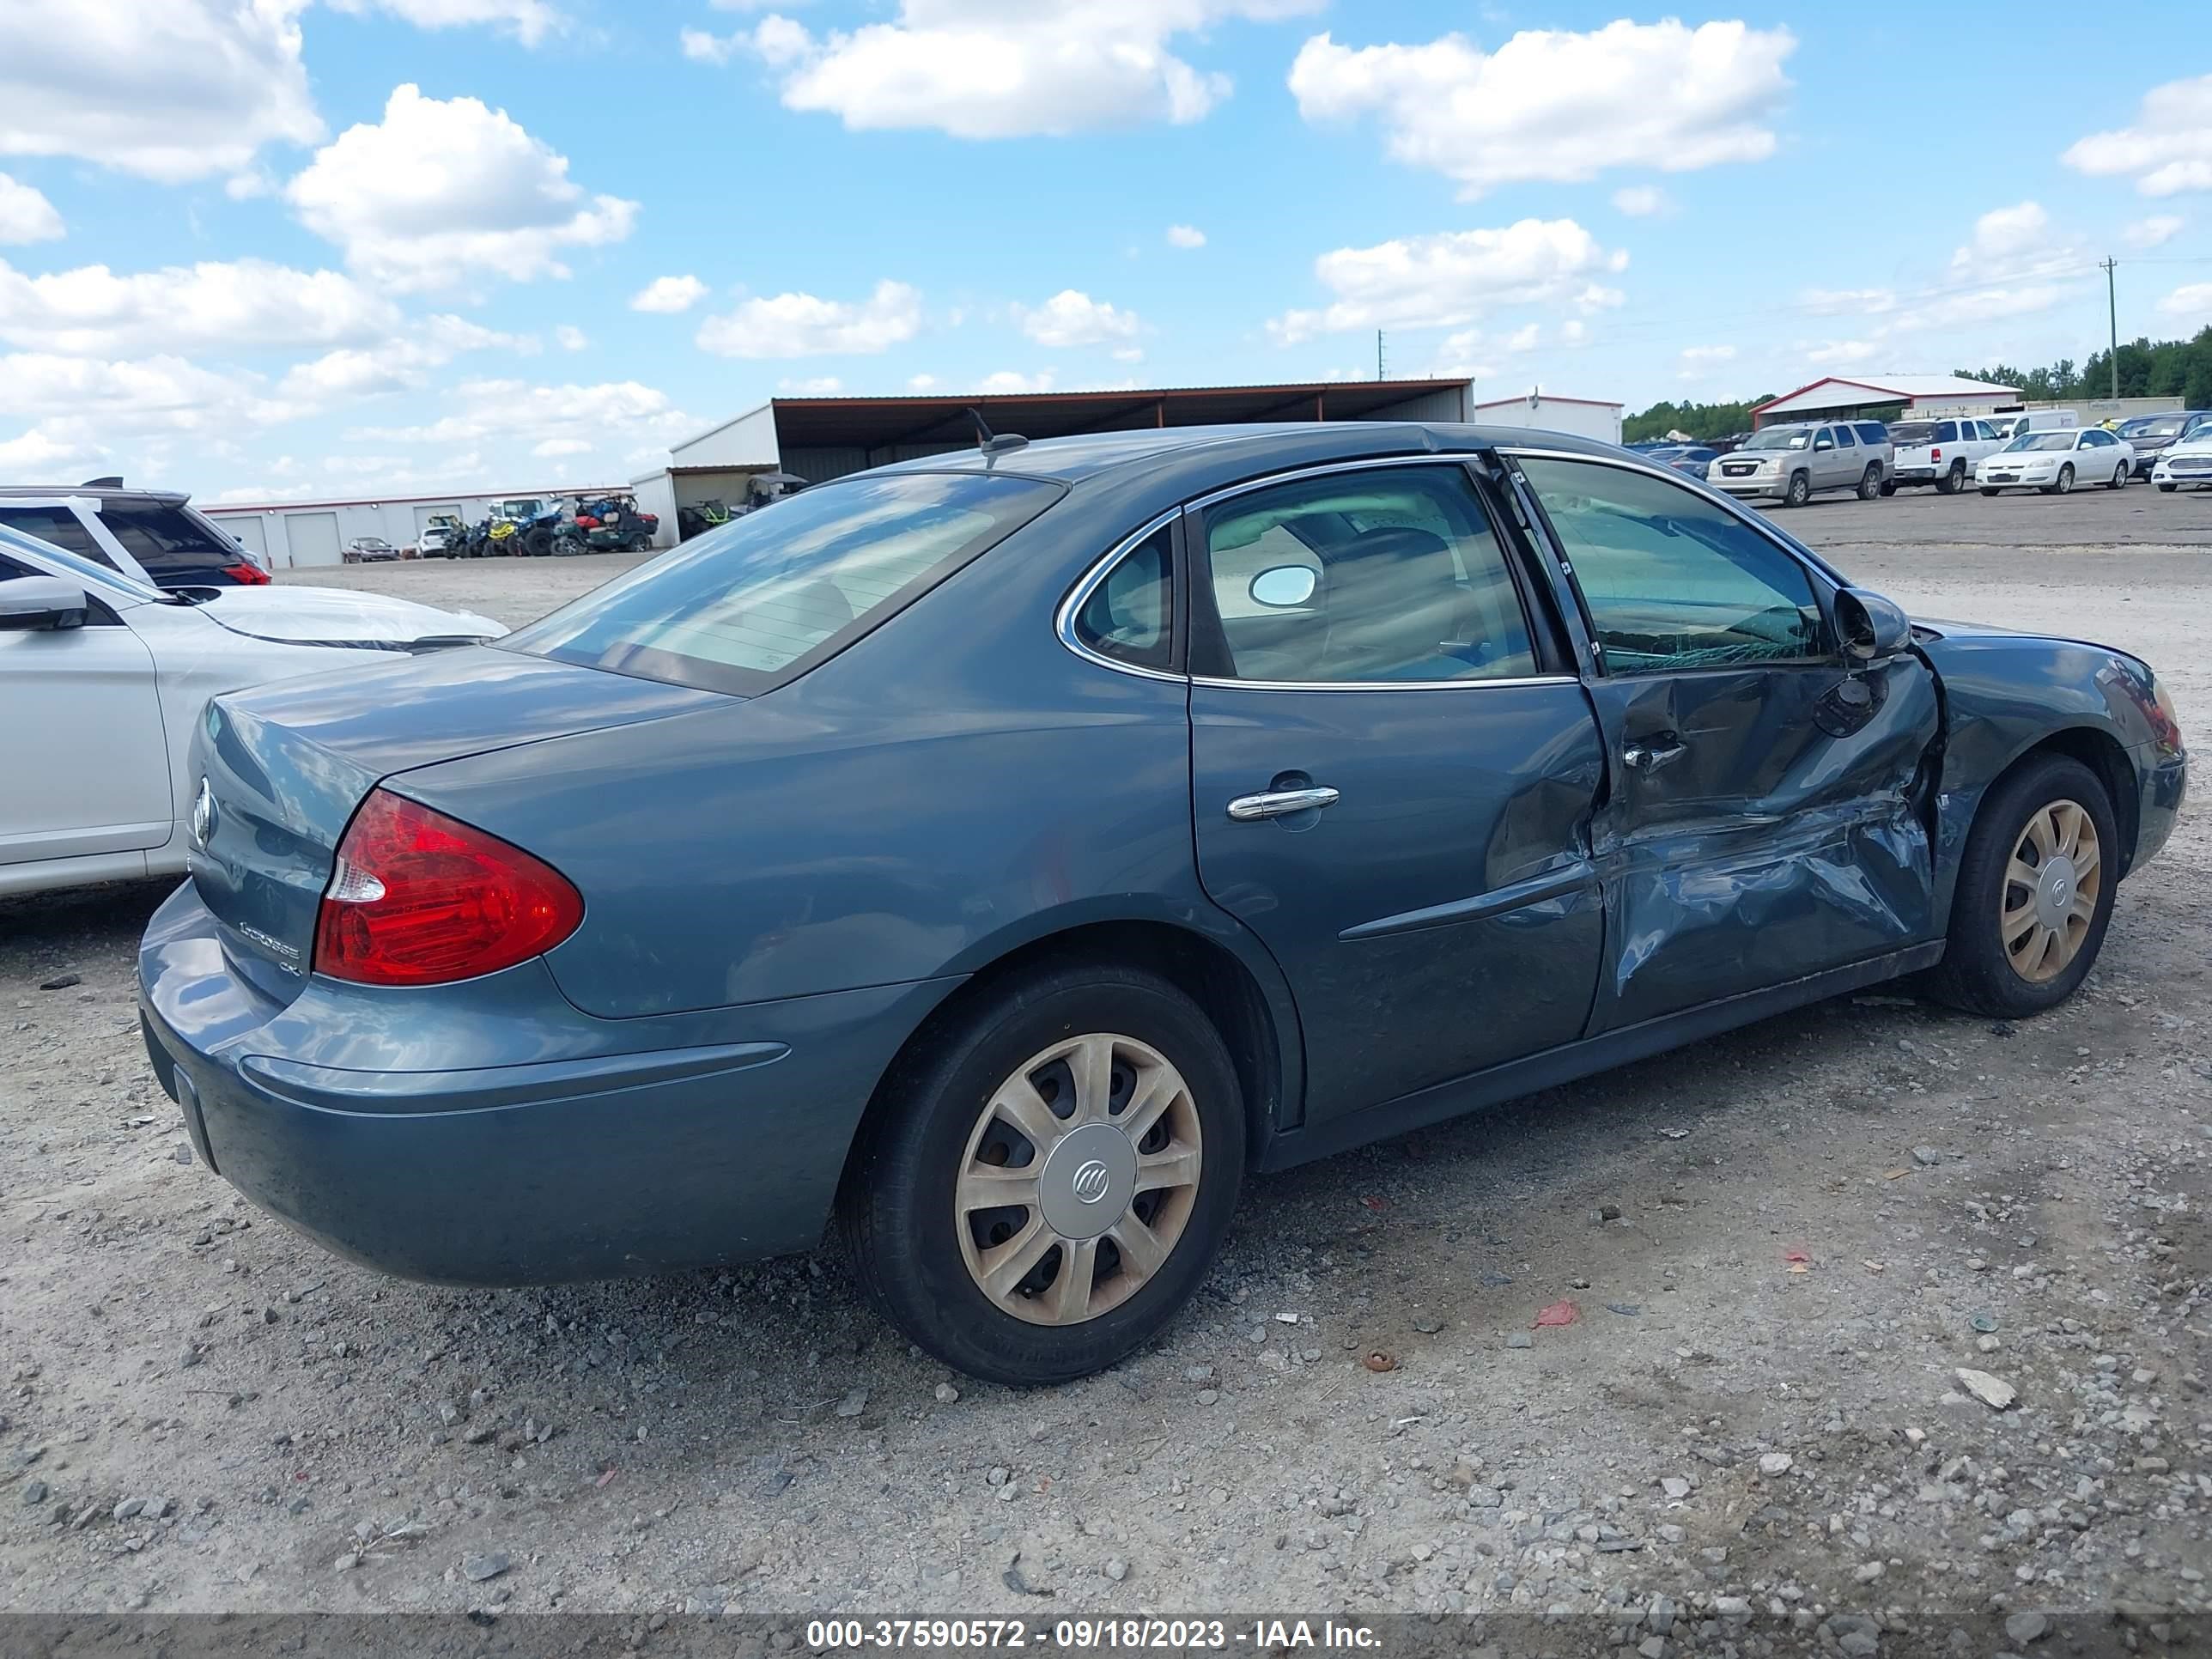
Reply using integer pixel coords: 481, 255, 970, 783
954, 1033, 1203, 1327
2000, 798, 2101, 983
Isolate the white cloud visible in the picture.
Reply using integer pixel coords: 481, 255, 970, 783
777, 375, 845, 394
728, 0, 1322, 138
2124, 213, 2185, 249
1166, 223, 1206, 248
1112, 345, 1145, 363
1806, 339, 1878, 368
1289, 19, 1794, 198
275, 315, 538, 403
1954, 201, 2050, 269
0, 352, 288, 444
532, 435, 592, 457
1504, 321, 1541, 352
681, 27, 740, 64
285, 85, 637, 291
0, 256, 400, 355
224, 168, 276, 201
1267, 217, 1621, 343
975, 369, 1056, 394
1559, 319, 1589, 347
1016, 289, 1140, 347
631, 274, 709, 313
1799, 286, 1896, 317
1610, 185, 1669, 217
2063, 75, 2212, 197
695, 279, 921, 357
0, 423, 103, 477
327, 0, 562, 46
1677, 343, 1735, 380
0, 0, 322, 183
2157, 282, 2212, 325
345, 377, 697, 459
554, 324, 589, 351
0, 173, 63, 244
907, 373, 939, 392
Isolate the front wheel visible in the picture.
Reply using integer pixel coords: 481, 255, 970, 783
2158, 482, 2178, 492
1927, 755, 2118, 1018
1980, 486, 2000, 496
840, 964, 1244, 1385
2044, 464, 2075, 496
2108, 464, 2129, 489
1856, 465, 1882, 501
1782, 471, 1811, 507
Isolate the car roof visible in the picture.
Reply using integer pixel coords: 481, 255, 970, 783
866, 420, 1627, 490
0, 484, 190, 506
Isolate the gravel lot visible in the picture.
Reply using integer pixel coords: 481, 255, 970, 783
3, 486, 2207, 1644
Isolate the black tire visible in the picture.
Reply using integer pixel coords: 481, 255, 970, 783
2042, 464, 2075, 496
1980, 486, 2000, 497
1926, 754, 2118, 1019
839, 963, 1245, 1386
1782, 471, 1810, 507
2158, 482, 2178, 493
1936, 461, 1966, 495
1856, 464, 1882, 501
2107, 464, 2128, 490
1879, 479, 1898, 496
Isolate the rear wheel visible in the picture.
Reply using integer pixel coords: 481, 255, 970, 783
1927, 755, 2118, 1018
840, 965, 1244, 1385
1856, 464, 1883, 501
1782, 471, 1811, 507
1936, 461, 1966, 495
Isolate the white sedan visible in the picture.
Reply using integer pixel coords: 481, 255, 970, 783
0, 524, 504, 898
1975, 428, 2136, 495
2152, 431, 2212, 491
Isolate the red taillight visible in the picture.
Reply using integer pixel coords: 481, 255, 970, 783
1929, 447, 1942, 461
224, 562, 270, 584
313, 789, 583, 987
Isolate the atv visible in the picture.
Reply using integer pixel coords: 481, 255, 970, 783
556, 494, 659, 556
677, 498, 733, 541
489, 496, 563, 557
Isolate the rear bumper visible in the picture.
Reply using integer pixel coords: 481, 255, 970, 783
137, 881, 957, 1285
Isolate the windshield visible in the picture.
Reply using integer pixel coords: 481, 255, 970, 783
1742, 428, 1811, 451
0, 519, 161, 603
503, 471, 1062, 696
2124, 416, 2185, 439
2005, 433, 2075, 453
1887, 422, 1937, 446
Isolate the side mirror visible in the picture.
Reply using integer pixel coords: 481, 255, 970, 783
1813, 438, 1835, 452
1835, 587, 1911, 663
0, 574, 89, 632
1249, 565, 1318, 607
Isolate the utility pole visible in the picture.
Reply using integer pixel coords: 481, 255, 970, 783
1376, 330, 1386, 381
2100, 257, 2119, 401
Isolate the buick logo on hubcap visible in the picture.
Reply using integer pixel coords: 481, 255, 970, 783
190, 778, 216, 849
1070, 1159, 1113, 1204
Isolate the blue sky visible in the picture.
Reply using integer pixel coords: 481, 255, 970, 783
1, 2, 2207, 501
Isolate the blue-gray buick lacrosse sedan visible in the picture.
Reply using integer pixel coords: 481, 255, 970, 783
139, 423, 2185, 1384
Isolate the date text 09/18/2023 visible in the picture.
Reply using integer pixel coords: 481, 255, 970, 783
804, 1619, 1382, 1650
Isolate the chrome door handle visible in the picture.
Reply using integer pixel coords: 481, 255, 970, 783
1226, 787, 1340, 822
1622, 740, 1686, 773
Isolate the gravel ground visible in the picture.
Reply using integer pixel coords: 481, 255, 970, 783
2, 487, 2206, 1644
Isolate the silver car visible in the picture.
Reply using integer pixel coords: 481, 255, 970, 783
1709, 421, 1892, 507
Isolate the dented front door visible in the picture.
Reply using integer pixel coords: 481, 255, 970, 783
1511, 453, 1941, 1031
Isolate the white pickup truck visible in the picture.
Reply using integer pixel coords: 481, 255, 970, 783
1881, 416, 2008, 495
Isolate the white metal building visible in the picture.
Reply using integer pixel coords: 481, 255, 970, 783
629, 379, 1504, 539
1466, 392, 1625, 445
1752, 374, 2020, 428
204, 483, 625, 568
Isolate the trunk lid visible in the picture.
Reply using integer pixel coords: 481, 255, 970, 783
186, 647, 729, 1002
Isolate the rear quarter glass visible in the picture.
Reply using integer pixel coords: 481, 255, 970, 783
502, 471, 1063, 696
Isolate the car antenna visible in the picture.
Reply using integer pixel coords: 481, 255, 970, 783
965, 407, 1029, 457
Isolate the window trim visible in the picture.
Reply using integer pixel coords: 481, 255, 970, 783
1499, 446, 1845, 678
1054, 506, 1189, 685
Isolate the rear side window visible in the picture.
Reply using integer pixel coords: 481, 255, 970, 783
1073, 525, 1174, 671
97, 501, 241, 573
0, 505, 116, 569
505, 471, 1061, 695
1855, 422, 1887, 445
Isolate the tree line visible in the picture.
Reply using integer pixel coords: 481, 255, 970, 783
1621, 325, 2212, 443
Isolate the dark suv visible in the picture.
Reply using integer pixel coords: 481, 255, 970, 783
0, 481, 269, 590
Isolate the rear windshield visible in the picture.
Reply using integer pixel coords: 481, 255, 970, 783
98, 501, 245, 573
1887, 422, 1936, 446
503, 471, 1061, 695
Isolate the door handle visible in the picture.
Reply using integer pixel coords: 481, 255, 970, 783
1622, 738, 1687, 773
1227, 786, 1340, 822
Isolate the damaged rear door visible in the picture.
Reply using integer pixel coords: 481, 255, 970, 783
1509, 453, 1941, 1030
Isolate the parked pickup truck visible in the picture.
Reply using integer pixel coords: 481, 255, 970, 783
1882, 416, 2008, 495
